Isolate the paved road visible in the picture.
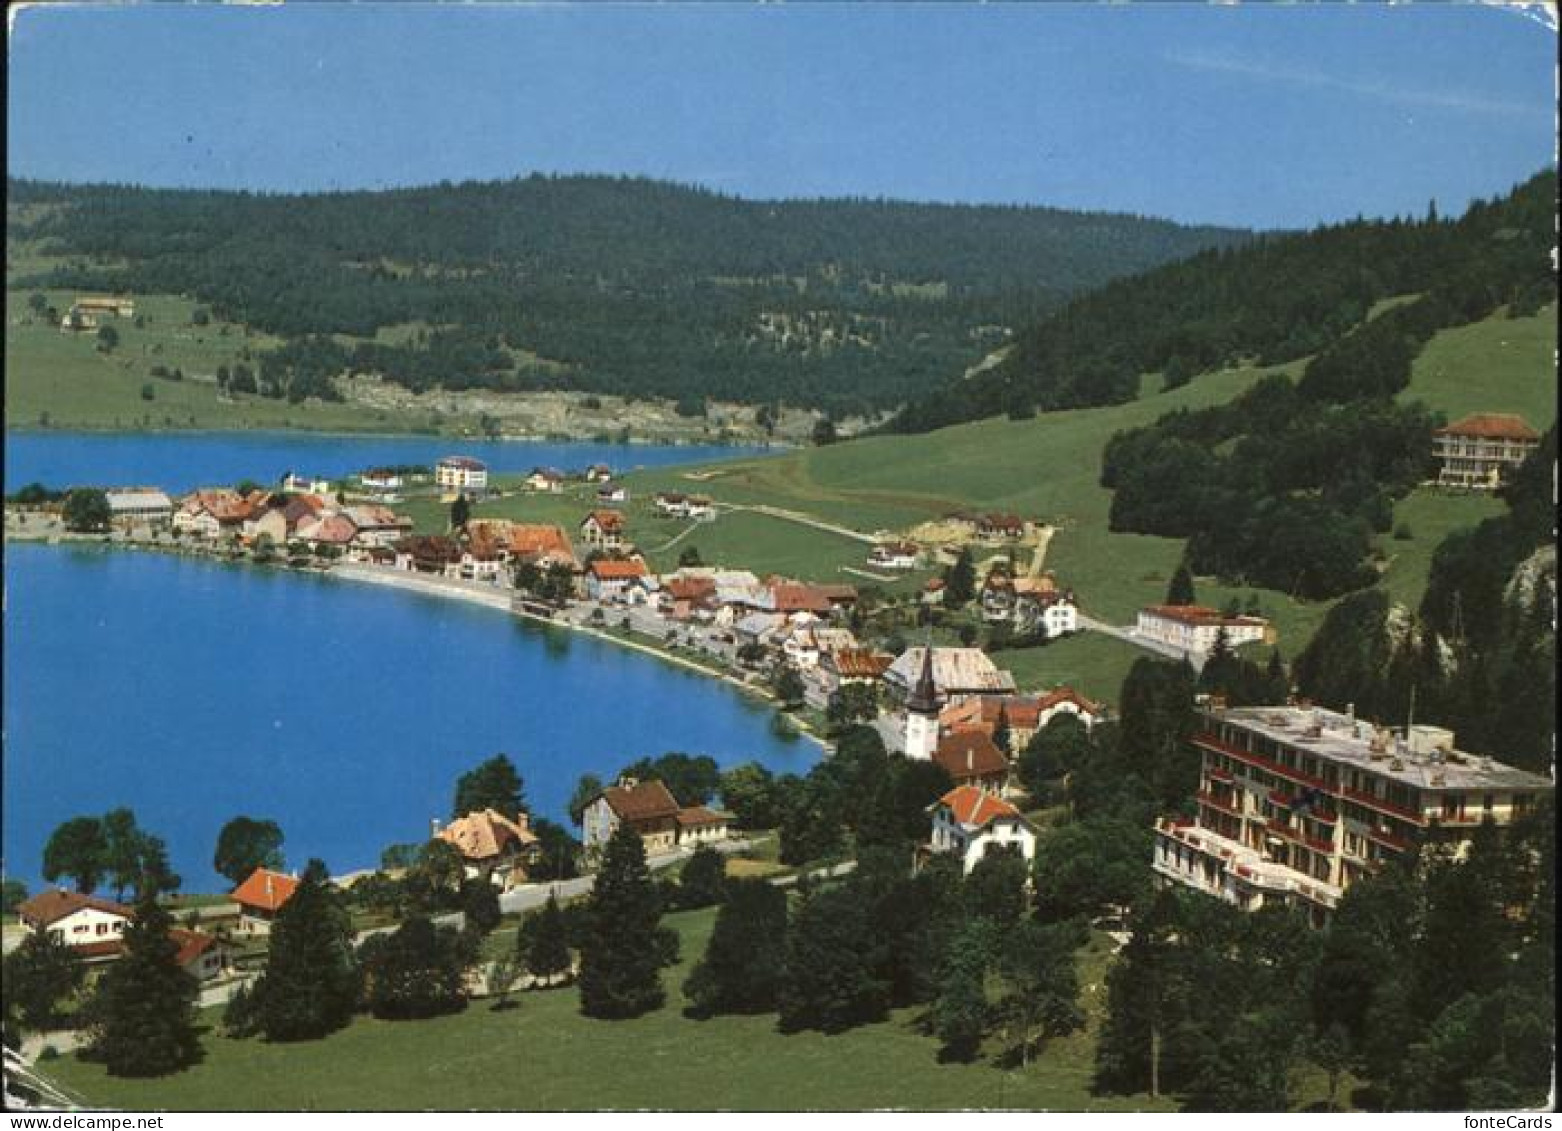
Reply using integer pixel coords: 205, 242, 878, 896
497, 837, 757, 914
1077, 613, 1205, 671
725, 503, 880, 545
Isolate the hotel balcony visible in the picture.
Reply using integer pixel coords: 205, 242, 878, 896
1154, 817, 1343, 912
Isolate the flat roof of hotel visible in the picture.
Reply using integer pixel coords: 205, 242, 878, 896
1206, 704, 1553, 793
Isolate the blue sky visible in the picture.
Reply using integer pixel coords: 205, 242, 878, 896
7, 3, 1555, 229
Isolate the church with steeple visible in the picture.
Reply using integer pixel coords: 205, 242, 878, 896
901, 643, 940, 760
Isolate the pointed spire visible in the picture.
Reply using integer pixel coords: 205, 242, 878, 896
907, 639, 939, 715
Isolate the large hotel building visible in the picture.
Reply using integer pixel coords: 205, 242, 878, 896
1154, 702, 1552, 926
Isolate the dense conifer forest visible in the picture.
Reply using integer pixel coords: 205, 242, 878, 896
891, 170, 1555, 431
7, 176, 1247, 416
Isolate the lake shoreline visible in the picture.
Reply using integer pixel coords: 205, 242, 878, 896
4, 531, 830, 754
4, 423, 789, 451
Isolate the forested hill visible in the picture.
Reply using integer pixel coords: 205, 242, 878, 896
6, 176, 1247, 416
890, 169, 1556, 432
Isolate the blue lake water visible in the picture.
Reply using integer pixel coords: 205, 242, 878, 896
3, 544, 817, 892
3, 430, 767, 495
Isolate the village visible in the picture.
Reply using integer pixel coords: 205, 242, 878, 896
6, 424, 1550, 1031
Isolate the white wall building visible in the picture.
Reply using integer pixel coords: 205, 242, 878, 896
1135, 605, 1271, 656
926, 786, 1038, 874
437, 456, 489, 494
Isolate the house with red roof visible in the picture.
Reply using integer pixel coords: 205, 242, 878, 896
1135, 605, 1272, 657
932, 731, 1010, 794
926, 785, 1038, 873
436, 808, 543, 889
1433, 413, 1542, 489
586, 557, 649, 603
231, 867, 300, 934
582, 778, 732, 854
16, 890, 133, 952
580, 509, 628, 552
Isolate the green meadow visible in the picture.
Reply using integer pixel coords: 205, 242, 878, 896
42, 906, 1170, 1112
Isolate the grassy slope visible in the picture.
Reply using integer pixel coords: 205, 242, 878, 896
43, 905, 1168, 1112
4, 289, 481, 434
623, 304, 1555, 699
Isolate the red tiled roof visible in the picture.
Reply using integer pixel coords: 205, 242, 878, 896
16, 889, 133, 928
770, 583, 833, 614
590, 558, 648, 580
827, 648, 893, 679
1140, 605, 1267, 627
584, 510, 626, 532
438, 809, 539, 861
933, 731, 1009, 782
665, 577, 717, 602
1434, 413, 1540, 441
601, 779, 681, 821
169, 928, 218, 967
935, 784, 1023, 828
1035, 686, 1102, 715
675, 806, 730, 828
231, 868, 300, 914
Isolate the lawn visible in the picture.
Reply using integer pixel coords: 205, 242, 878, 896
42, 905, 1171, 1112
993, 631, 1156, 704
3, 288, 483, 435
1400, 302, 1557, 430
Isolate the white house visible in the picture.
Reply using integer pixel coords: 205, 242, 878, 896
868, 541, 919, 570
359, 468, 405, 493
586, 558, 648, 602
1135, 605, 1272, 656
281, 472, 332, 496
524, 467, 564, 493
926, 786, 1038, 874
596, 483, 629, 504
437, 456, 490, 495
674, 806, 734, 847
579, 510, 628, 551
105, 488, 174, 528
16, 890, 134, 951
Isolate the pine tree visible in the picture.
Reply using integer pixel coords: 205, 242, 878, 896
683, 879, 788, 1017
252, 860, 359, 1041
88, 891, 199, 1077
932, 922, 994, 1062
778, 884, 889, 1033
525, 893, 573, 981
992, 704, 1012, 758
578, 824, 665, 1018
944, 549, 976, 608
450, 492, 471, 530
1165, 563, 1196, 606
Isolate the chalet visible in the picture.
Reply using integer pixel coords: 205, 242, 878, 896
921, 577, 947, 605
933, 731, 1010, 793
17, 890, 133, 951
585, 463, 614, 482
344, 505, 414, 548
231, 867, 300, 934
395, 534, 464, 575
654, 492, 689, 517
586, 557, 649, 602
171, 928, 237, 983
281, 472, 332, 496
580, 509, 628, 551
104, 488, 174, 529
583, 778, 683, 853
437, 456, 489, 495
926, 786, 1037, 874
684, 495, 716, 520
768, 581, 834, 617
174, 490, 257, 540
74, 296, 135, 318
659, 575, 718, 621
1136, 605, 1272, 657
436, 808, 542, 889
1015, 585, 1079, 638
676, 806, 734, 846
884, 646, 1016, 706
977, 513, 1027, 541
467, 520, 578, 571
807, 646, 893, 710
780, 624, 857, 671
868, 541, 919, 570
940, 688, 1104, 751
596, 483, 629, 504
980, 572, 1017, 623
458, 544, 506, 583
1433, 413, 1542, 490
294, 512, 358, 551
359, 468, 405, 493
524, 467, 565, 493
